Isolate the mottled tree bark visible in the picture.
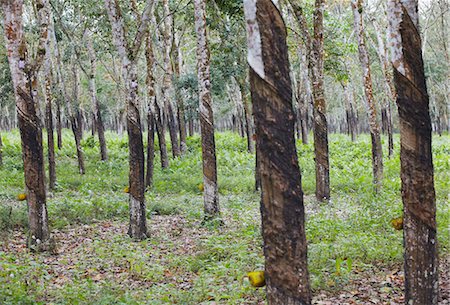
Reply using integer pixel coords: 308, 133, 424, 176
173, 39, 188, 154
388, 1, 439, 304
194, 0, 221, 220
85, 29, 108, 161
44, 63, 56, 190
162, 0, 180, 159
311, 0, 330, 201
145, 35, 156, 187
2, 0, 50, 249
105, 0, 153, 240
288, 0, 330, 200
352, 0, 383, 190
244, 1, 311, 304
373, 22, 395, 157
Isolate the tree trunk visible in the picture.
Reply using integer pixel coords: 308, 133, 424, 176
188, 119, 194, 136
194, 0, 220, 220
352, 0, 383, 190
44, 69, 56, 190
146, 110, 155, 188
162, 0, 180, 159
244, 1, 311, 303
154, 99, 169, 169
312, 0, 330, 201
373, 22, 395, 157
173, 38, 188, 154
56, 101, 62, 149
238, 81, 255, 153
145, 35, 156, 187
2, 0, 50, 250
0, 132, 3, 167
85, 29, 108, 161
388, 1, 438, 303
341, 81, 357, 142
105, 0, 153, 240
70, 62, 85, 175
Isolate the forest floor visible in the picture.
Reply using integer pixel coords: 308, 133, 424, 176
2, 215, 449, 304
1, 131, 449, 304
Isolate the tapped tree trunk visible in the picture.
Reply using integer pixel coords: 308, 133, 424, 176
244, 1, 311, 303
194, 0, 220, 220
105, 0, 153, 240
388, 1, 439, 303
238, 80, 255, 153
352, 0, 383, 190
2, 0, 50, 250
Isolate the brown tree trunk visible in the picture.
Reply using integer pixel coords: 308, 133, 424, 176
388, 1, 439, 303
2, 0, 50, 249
244, 1, 311, 303
352, 0, 383, 190
194, 0, 220, 220
105, 0, 153, 240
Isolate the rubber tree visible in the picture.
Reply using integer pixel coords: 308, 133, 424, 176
104, 0, 153, 240
388, 0, 439, 303
244, 0, 311, 304
351, 0, 383, 190
194, 0, 221, 220
288, 0, 330, 201
1, 0, 50, 250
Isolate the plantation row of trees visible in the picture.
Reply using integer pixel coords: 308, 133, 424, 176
0, 0, 446, 304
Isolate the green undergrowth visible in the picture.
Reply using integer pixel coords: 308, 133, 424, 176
0, 130, 449, 303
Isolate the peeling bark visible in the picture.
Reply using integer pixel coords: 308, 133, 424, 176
245, 1, 311, 304
194, 0, 220, 220
388, 1, 439, 303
